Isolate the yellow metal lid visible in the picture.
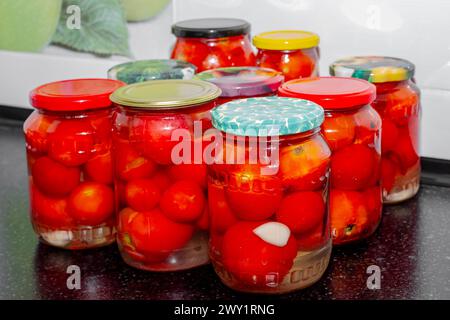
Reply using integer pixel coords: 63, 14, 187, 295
110, 79, 221, 109
253, 30, 320, 51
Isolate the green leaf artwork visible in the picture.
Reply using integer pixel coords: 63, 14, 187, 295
52, 0, 130, 56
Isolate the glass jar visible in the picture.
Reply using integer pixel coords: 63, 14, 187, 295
110, 79, 221, 271
330, 57, 421, 204
171, 18, 256, 72
195, 66, 284, 104
209, 97, 331, 294
279, 77, 382, 245
108, 59, 196, 84
253, 30, 320, 81
25, 79, 125, 249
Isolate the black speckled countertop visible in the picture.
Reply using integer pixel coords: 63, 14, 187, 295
1, 116, 449, 300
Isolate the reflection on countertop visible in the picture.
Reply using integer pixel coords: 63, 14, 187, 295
0, 117, 449, 300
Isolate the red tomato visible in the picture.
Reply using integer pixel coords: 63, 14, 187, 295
31, 185, 74, 228
129, 114, 193, 165
385, 87, 419, 126
125, 179, 161, 212
148, 170, 171, 192
331, 144, 376, 190
208, 183, 238, 234
167, 163, 208, 189
118, 207, 139, 250
381, 118, 399, 152
48, 120, 95, 166
394, 127, 419, 171
280, 137, 331, 191
171, 39, 209, 71
160, 180, 205, 223
322, 114, 356, 151
353, 106, 382, 147
24, 112, 56, 154
296, 224, 327, 252
222, 221, 298, 288
115, 140, 156, 181
365, 187, 382, 225
84, 151, 113, 184
32, 156, 80, 197
225, 175, 283, 221
129, 209, 194, 255
258, 50, 315, 81
330, 189, 369, 244
68, 182, 114, 225
381, 155, 400, 193
196, 205, 209, 231
276, 191, 325, 234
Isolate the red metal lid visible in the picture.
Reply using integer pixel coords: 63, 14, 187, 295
30, 78, 125, 111
278, 77, 376, 110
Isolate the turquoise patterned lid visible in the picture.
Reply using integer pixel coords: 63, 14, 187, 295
108, 59, 196, 84
211, 97, 324, 137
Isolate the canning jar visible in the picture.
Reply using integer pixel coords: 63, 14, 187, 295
110, 79, 221, 271
279, 77, 382, 245
195, 66, 284, 104
330, 56, 421, 204
209, 97, 331, 294
108, 59, 196, 84
25, 78, 125, 249
253, 30, 320, 81
171, 18, 256, 72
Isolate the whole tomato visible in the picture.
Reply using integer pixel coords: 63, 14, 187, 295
208, 183, 238, 234
222, 221, 298, 288
394, 127, 419, 171
128, 209, 194, 255
171, 39, 209, 71
48, 120, 95, 166
31, 185, 74, 228
84, 151, 113, 184
68, 182, 114, 225
167, 163, 208, 189
225, 171, 283, 221
322, 114, 356, 151
276, 191, 325, 234
279, 137, 331, 191
384, 87, 419, 126
331, 144, 376, 190
129, 114, 193, 165
32, 156, 80, 197
160, 180, 205, 223
381, 154, 400, 193
23, 112, 56, 154
125, 178, 161, 212
114, 140, 157, 181
330, 189, 369, 243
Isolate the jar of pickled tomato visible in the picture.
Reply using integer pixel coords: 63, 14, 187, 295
279, 77, 382, 245
209, 97, 331, 293
253, 30, 320, 81
110, 79, 221, 271
195, 66, 284, 104
330, 56, 421, 204
25, 79, 125, 249
108, 59, 196, 84
171, 18, 256, 72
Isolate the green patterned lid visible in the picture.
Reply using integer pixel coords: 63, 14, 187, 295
108, 59, 196, 84
211, 97, 324, 137
330, 56, 415, 83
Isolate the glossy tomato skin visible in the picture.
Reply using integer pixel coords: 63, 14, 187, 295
208, 130, 332, 293
321, 104, 382, 245
171, 35, 256, 72
255, 47, 319, 81
25, 108, 117, 250
371, 80, 421, 203
113, 99, 216, 271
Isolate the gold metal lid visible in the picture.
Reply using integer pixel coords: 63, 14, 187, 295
110, 79, 221, 109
